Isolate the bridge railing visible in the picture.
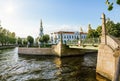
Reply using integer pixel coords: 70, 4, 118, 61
82, 38, 100, 45
66, 37, 100, 46
106, 35, 120, 50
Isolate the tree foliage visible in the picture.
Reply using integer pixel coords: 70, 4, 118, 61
22, 39, 27, 45
87, 29, 99, 38
0, 27, 16, 46
17, 37, 22, 45
27, 36, 34, 45
106, 20, 120, 37
106, 0, 120, 11
39, 34, 50, 43
87, 20, 120, 38
96, 26, 102, 36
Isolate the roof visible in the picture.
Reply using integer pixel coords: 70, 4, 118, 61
51, 31, 87, 34
80, 32, 87, 34
54, 31, 75, 34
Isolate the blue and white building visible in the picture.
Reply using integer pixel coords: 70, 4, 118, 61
50, 31, 87, 44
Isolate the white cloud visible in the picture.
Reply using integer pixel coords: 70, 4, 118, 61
44, 24, 88, 35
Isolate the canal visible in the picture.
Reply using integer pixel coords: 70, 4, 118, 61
0, 48, 110, 81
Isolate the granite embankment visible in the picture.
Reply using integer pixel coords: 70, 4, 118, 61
0, 45, 16, 50
18, 41, 97, 57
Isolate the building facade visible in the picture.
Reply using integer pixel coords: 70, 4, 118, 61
50, 31, 87, 44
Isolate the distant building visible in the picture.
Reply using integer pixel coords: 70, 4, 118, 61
50, 31, 87, 44
39, 20, 44, 38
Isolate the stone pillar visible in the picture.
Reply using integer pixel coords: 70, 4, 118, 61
60, 33, 63, 45
102, 13, 107, 36
112, 56, 120, 81
112, 48, 120, 81
56, 33, 63, 57
101, 13, 107, 44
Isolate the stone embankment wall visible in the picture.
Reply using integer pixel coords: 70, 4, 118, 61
18, 48, 56, 56
18, 42, 85, 57
51, 42, 85, 57
0, 45, 15, 50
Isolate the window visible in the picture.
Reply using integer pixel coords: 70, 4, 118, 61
64, 35, 66, 39
58, 35, 60, 39
67, 35, 68, 39
72, 36, 73, 39
74, 36, 76, 39
69, 35, 71, 39
77, 36, 79, 39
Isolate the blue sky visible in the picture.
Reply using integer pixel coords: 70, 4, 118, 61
0, 0, 120, 38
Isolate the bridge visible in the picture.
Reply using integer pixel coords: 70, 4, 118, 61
96, 13, 120, 81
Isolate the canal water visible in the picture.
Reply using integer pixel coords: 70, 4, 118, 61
0, 48, 110, 81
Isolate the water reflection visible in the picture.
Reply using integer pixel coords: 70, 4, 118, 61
54, 58, 61, 68
0, 48, 110, 81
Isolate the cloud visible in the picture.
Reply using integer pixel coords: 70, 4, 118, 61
59, 24, 76, 31
44, 24, 77, 34
44, 24, 88, 35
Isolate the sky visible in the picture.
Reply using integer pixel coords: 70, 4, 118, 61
0, 0, 120, 38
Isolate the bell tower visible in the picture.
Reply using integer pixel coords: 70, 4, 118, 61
39, 19, 44, 37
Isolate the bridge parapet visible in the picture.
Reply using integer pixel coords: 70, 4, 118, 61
96, 13, 120, 81
106, 35, 120, 50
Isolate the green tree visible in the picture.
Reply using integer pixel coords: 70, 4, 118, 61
23, 39, 27, 45
95, 19, 120, 37
87, 29, 99, 38
87, 25, 102, 38
8, 32, 16, 44
35, 37, 39, 45
0, 32, 4, 46
39, 36, 44, 43
0, 26, 16, 46
27, 36, 34, 45
39, 34, 50, 43
105, 19, 120, 37
96, 26, 102, 36
9, 37, 16, 44
114, 23, 120, 37
43, 34, 50, 43
2, 29, 7, 45
17, 37, 22, 45
106, 0, 120, 11
107, 22, 120, 37
39, 34, 50, 47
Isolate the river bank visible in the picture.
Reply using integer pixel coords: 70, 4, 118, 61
0, 45, 16, 50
